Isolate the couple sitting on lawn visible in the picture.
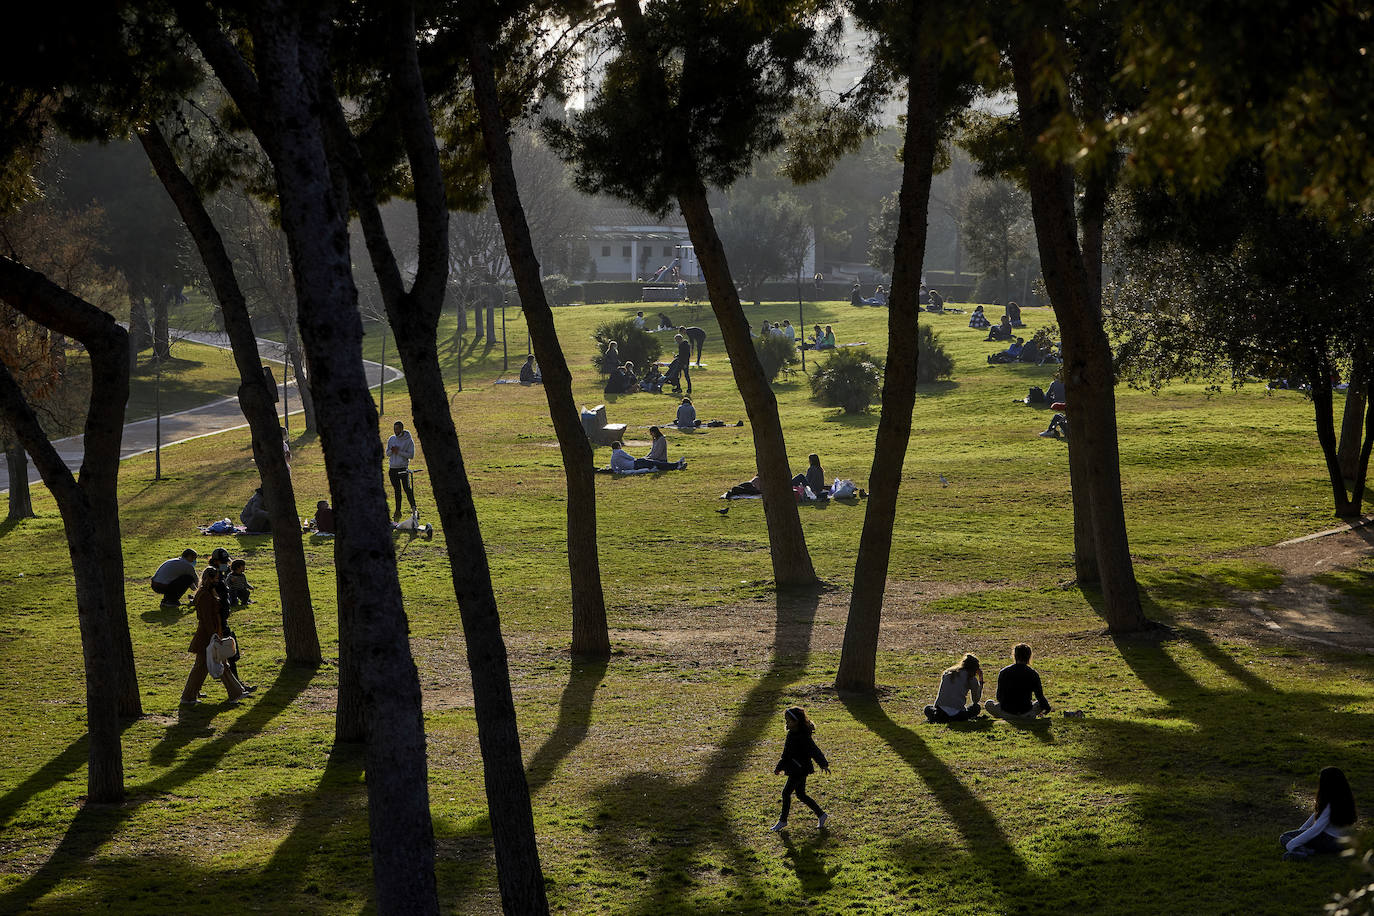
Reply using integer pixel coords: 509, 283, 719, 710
924, 644, 1052, 723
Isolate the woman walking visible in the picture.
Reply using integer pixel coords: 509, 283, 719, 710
180, 567, 249, 706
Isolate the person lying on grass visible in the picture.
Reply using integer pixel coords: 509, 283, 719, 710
924, 653, 984, 723
609, 440, 683, 473
1282, 767, 1357, 860
771, 706, 830, 832
985, 643, 1052, 720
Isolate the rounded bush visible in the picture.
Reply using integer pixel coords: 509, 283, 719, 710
592, 318, 662, 374
755, 332, 799, 383
810, 347, 885, 413
917, 324, 954, 383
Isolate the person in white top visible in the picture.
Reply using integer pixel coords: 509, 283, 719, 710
1281, 766, 1357, 859
633, 311, 646, 329
386, 420, 417, 520
782, 320, 796, 343
923, 653, 984, 723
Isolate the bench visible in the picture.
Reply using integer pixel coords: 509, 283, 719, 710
580, 404, 627, 446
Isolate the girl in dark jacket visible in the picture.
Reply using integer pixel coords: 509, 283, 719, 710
771, 706, 830, 831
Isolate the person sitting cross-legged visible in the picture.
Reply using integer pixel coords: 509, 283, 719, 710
924, 653, 984, 723
985, 643, 1053, 720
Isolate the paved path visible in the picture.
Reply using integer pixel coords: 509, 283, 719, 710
1, 329, 401, 493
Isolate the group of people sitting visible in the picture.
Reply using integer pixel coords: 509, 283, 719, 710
723, 453, 848, 500
923, 645, 1052, 724
801, 324, 836, 350
851, 283, 888, 306
759, 319, 800, 342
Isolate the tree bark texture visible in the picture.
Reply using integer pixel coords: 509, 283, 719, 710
1308, 363, 1362, 517
611, 0, 816, 587
316, 7, 548, 910
139, 125, 322, 666
468, 29, 610, 658
0, 258, 131, 801
835, 22, 940, 693
184, 6, 441, 911
286, 331, 317, 434
1010, 35, 1147, 631
6, 445, 34, 520
1338, 354, 1367, 481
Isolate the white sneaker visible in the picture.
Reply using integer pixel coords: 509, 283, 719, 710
818, 813, 829, 829
770, 820, 787, 832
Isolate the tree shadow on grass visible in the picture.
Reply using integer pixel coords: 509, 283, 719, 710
0, 663, 316, 913
585, 588, 822, 914
840, 695, 1030, 888
526, 657, 609, 795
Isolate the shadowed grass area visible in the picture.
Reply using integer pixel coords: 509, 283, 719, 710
2, 300, 1372, 913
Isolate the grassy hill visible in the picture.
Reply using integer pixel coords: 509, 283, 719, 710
1, 299, 1369, 914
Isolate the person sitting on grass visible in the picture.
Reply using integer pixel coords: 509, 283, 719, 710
985, 314, 1013, 342
1045, 375, 1065, 405
926, 289, 944, 313
637, 428, 686, 471
1282, 767, 1357, 860
601, 340, 620, 374
1007, 300, 1023, 327
311, 499, 335, 534
604, 361, 639, 395
674, 396, 697, 429
801, 324, 825, 349
850, 282, 863, 305
969, 305, 991, 329
519, 354, 542, 383
818, 326, 836, 350
924, 653, 984, 723
988, 337, 1025, 364
610, 439, 682, 472
790, 453, 830, 498
657, 312, 674, 330
1039, 399, 1068, 439
985, 643, 1052, 720
152, 549, 199, 608
782, 319, 796, 344
640, 363, 665, 393
633, 310, 646, 329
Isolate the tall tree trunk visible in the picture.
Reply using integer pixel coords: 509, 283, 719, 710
613, 0, 816, 587
678, 188, 819, 586
1010, 34, 1147, 632
287, 332, 318, 434
183, 6, 441, 910
474, 301, 484, 338
139, 126, 323, 666
128, 298, 151, 368
1310, 363, 1358, 517
6, 444, 34, 520
0, 257, 133, 800
468, 30, 610, 657
836, 18, 939, 693
486, 301, 497, 344
314, 7, 548, 910
1338, 354, 1367, 481
153, 289, 171, 361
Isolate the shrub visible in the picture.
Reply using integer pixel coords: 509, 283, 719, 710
810, 347, 885, 413
917, 324, 955, 383
755, 332, 799, 383
591, 318, 661, 374
542, 274, 576, 306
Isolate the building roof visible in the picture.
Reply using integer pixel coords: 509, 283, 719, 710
587, 197, 687, 230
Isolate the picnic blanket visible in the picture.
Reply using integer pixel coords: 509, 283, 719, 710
595, 466, 660, 475
200, 518, 247, 535
495, 378, 540, 385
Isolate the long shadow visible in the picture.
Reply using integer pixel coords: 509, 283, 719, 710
0, 663, 316, 912
779, 830, 840, 895
588, 588, 822, 913
841, 695, 1030, 887
526, 658, 609, 795
0, 736, 89, 829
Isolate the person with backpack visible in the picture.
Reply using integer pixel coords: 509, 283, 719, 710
771, 706, 830, 831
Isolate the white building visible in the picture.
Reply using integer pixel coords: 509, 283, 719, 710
583, 203, 700, 281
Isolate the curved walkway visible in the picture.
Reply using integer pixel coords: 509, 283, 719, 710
0, 329, 401, 492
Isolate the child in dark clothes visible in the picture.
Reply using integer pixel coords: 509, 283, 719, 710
227, 559, 254, 607
771, 706, 830, 831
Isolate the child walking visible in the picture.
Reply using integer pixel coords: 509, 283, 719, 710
771, 706, 830, 831
226, 558, 254, 607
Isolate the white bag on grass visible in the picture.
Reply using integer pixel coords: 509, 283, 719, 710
832, 478, 857, 499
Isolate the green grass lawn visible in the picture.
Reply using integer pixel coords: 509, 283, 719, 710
125, 341, 242, 422
2, 299, 1371, 914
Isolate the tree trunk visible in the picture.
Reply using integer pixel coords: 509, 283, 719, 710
678, 187, 819, 586
612, 0, 816, 587
1010, 34, 1147, 631
835, 20, 939, 693
474, 301, 484, 338
468, 30, 610, 658
311, 7, 547, 909
139, 126, 323, 666
485, 301, 497, 344
1338, 354, 1367, 481
287, 333, 317, 434
1310, 363, 1357, 517
153, 289, 171, 361
186, 6, 441, 910
0, 258, 132, 800
128, 298, 151, 368
6, 444, 34, 520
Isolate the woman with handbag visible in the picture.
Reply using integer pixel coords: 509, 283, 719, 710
180, 567, 249, 707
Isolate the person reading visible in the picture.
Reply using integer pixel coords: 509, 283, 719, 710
985, 644, 1052, 720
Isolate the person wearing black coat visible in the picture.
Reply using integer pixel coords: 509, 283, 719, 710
771, 706, 830, 831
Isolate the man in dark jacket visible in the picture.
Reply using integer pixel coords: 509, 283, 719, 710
985, 643, 1053, 720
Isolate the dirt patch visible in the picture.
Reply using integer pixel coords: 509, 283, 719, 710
1229, 525, 1374, 653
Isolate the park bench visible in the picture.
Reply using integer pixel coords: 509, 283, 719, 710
580, 404, 627, 446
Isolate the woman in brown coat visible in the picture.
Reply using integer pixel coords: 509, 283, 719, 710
180, 567, 248, 705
